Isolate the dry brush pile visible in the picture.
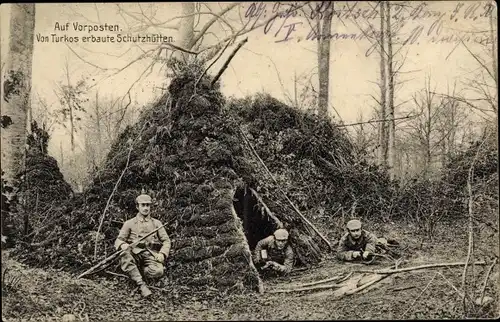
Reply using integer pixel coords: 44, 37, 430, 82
226, 94, 394, 242
12, 59, 398, 291
2, 122, 72, 248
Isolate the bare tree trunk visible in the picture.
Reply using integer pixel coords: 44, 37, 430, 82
1, 3, 36, 240
490, 11, 498, 91
386, 2, 396, 180
378, 1, 388, 167
317, 2, 333, 118
294, 71, 298, 109
490, 10, 498, 129
64, 62, 75, 153
425, 96, 432, 177
95, 91, 102, 147
60, 141, 64, 167
175, 2, 195, 61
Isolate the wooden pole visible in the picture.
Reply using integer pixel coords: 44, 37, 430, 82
249, 187, 283, 229
211, 37, 248, 87
239, 128, 334, 251
357, 261, 488, 275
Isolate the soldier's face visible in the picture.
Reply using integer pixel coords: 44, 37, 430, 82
275, 239, 287, 250
348, 228, 362, 239
137, 203, 151, 216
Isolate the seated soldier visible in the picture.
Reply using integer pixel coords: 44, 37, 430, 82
253, 228, 294, 275
114, 193, 171, 298
337, 219, 379, 262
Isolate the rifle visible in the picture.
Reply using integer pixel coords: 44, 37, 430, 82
77, 223, 169, 279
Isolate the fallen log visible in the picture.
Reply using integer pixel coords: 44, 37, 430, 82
356, 261, 487, 275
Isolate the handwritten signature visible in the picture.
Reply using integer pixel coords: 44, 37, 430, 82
243, 1, 495, 54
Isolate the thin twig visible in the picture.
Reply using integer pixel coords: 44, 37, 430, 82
93, 145, 134, 260
283, 272, 352, 290
268, 282, 343, 294
402, 272, 439, 317
335, 113, 420, 128
357, 261, 488, 274
462, 133, 488, 312
479, 258, 497, 306
104, 270, 128, 279
437, 271, 466, 299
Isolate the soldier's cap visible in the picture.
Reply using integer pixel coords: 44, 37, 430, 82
274, 228, 289, 240
346, 219, 362, 230
136, 194, 152, 204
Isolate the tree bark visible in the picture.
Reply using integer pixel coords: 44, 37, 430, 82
64, 62, 75, 153
1, 3, 36, 240
386, 2, 396, 180
175, 3, 195, 61
378, 1, 388, 167
317, 2, 333, 118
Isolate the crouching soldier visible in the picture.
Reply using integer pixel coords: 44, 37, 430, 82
253, 228, 294, 275
336, 219, 380, 262
114, 193, 171, 298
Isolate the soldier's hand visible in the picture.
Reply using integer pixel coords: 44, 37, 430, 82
352, 251, 361, 259
120, 243, 130, 251
155, 253, 165, 263
362, 251, 371, 259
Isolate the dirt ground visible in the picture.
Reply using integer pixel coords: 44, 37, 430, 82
2, 220, 499, 321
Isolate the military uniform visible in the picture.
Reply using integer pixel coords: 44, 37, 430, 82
114, 213, 171, 286
336, 229, 379, 261
253, 235, 294, 274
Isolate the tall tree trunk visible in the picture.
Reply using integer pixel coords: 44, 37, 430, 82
490, 10, 498, 93
95, 91, 102, 147
175, 2, 195, 61
386, 2, 396, 180
64, 64, 75, 153
1, 3, 36, 242
378, 1, 388, 167
317, 2, 333, 118
490, 9, 498, 130
425, 99, 432, 177
60, 141, 64, 167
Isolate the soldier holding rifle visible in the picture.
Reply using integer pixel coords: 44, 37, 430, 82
114, 193, 171, 298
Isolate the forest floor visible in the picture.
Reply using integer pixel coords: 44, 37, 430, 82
2, 219, 499, 321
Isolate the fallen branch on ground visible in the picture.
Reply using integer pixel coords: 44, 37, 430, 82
287, 272, 353, 289
356, 261, 487, 274
267, 282, 343, 294
479, 258, 497, 306
402, 272, 439, 317
104, 271, 128, 279
388, 285, 417, 292
341, 274, 389, 297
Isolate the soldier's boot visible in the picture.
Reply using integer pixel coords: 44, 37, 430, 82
139, 284, 152, 298
128, 267, 152, 298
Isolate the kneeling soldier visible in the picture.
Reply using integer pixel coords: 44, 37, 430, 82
114, 193, 171, 298
253, 228, 294, 275
337, 219, 379, 262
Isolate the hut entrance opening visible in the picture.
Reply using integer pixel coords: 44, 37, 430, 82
233, 187, 281, 251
